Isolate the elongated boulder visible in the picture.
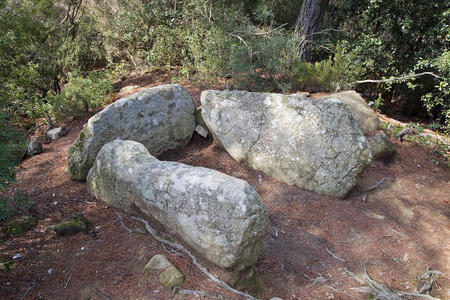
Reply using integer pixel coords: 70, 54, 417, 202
68, 84, 196, 181
315, 91, 380, 134
87, 139, 268, 273
201, 90, 372, 198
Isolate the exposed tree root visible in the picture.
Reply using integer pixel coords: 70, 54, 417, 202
131, 216, 261, 300
344, 267, 444, 300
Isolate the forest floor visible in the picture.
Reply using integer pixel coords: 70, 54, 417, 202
1, 70, 450, 300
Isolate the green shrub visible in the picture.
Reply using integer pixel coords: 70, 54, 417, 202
293, 44, 365, 93
0, 113, 26, 190
47, 71, 112, 120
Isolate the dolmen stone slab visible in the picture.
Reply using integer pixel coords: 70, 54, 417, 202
87, 139, 268, 277
67, 84, 196, 181
201, 90, 373, 198
315, 91, 380, 134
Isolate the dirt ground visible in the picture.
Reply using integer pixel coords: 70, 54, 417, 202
1, 70, 449, 300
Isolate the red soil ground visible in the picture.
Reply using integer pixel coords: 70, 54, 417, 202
1, 70, 449, 300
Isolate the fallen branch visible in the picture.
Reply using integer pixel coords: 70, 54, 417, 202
355, 72, 442, 85
89, 287, 110, 300
364, 178, 386, 192
131, 216, 261, 300
344, 267, 443, 300
324, 218, 330, 233
326, 247, 347, 263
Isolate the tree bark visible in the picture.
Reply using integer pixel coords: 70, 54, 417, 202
295, 0, 329, 62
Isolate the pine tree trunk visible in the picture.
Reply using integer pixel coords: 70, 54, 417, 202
295, 0, 329, 62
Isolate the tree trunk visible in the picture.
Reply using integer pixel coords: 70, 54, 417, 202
295, 0, 329, 62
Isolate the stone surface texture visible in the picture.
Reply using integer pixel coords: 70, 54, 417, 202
369, 131, 396, 160
47, 127, 64, 140
87, 139, 268, 271
27, 141, 43, 156
315, 90, 380, 134
157, 266, 185, 287
201, 90, 372, 198
67, 84, 196, 181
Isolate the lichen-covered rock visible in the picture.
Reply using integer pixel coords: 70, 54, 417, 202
27, 141, 43, 156
315, 91, 380, 134
201, 90, 373, 198
67, 84, 196, 181
87, 139, 268, 272
47, 127, 64, 140
144, 254, 173, 277
369, 131, 396, 160
158, 266, 185, 287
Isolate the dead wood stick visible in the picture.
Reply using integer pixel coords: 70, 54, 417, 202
131, 216, 261, 300
325, 247, 347, 263
90, 287, 110, 300
324, 218, 330, 233
355, 72, 442, 84
364, 178, 386, 192
20, 284, 37, 300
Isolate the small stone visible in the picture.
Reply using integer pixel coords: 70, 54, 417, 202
195, 125, 208, 138
157, 265, 185, 288
47, 127, 63, 140
143, 254, 173, 277
120, 85, 139, 92
27, 141, 43, 156
270, 298, 284, 300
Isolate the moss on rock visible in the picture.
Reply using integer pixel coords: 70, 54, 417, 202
53, 213, 90, 237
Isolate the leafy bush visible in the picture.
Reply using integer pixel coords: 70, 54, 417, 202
293, 45, 365, 92
46, 71, 113, 121
0, 113, 26, 190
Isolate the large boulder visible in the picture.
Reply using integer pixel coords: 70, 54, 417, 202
315, 91, 380, 134
87, 139, 268, 274
201, 90, 372, 198
67, 84, 196, 181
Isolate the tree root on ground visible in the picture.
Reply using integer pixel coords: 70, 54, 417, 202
131, 216, 261, 300
344, 267, 444, 300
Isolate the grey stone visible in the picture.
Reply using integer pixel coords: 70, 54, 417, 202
315, 91, 380, 134
369, 131, 396, 160
87, 139, 268, 272
144, 254, 173, 273
158, 266, 185, 287
194, 106, 206, 126
201, 90, 372, 198
27, 141, 43, 156
67, 84, 196, 181
47, 127, 64, 140
119, 85, 139, 92
195, 125, 208, 138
